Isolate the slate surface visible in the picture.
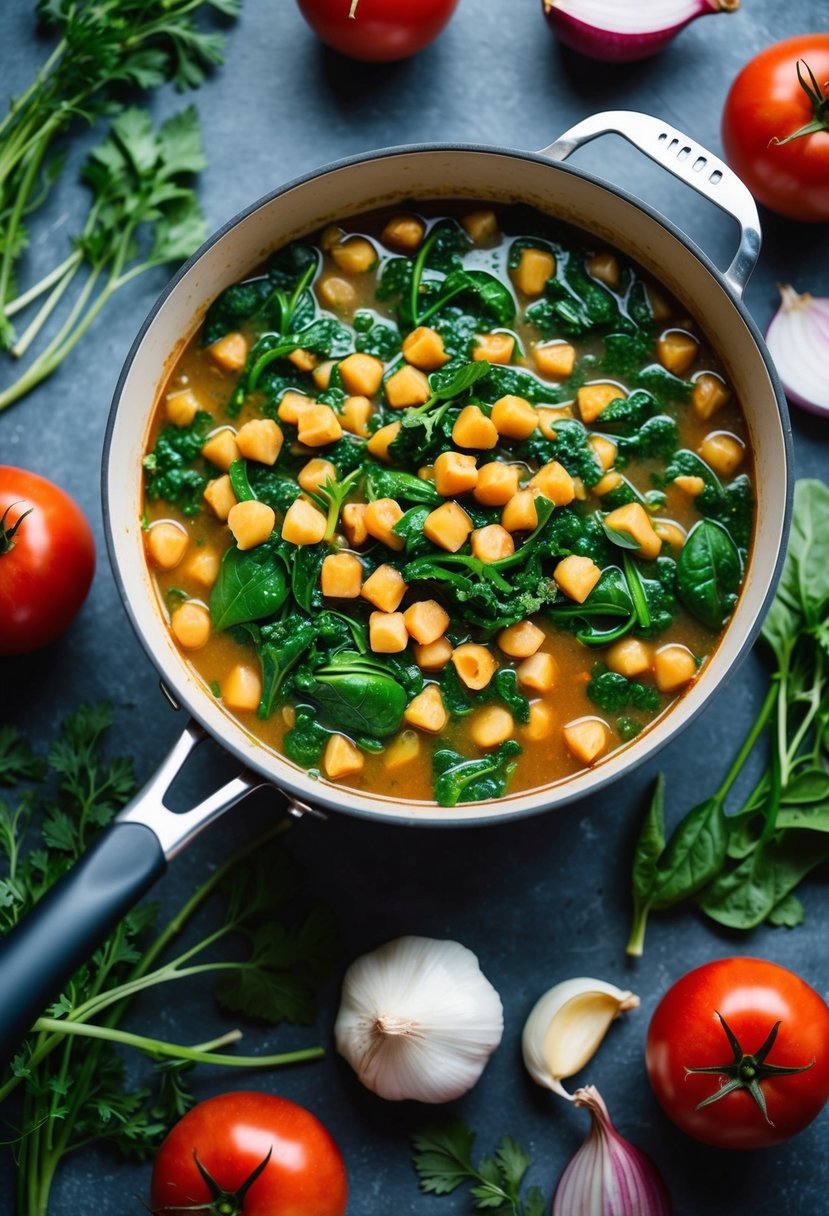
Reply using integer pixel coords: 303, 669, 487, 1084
0, 0, 828, 1212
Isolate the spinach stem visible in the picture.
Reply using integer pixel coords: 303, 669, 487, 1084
715, 680, 779, 805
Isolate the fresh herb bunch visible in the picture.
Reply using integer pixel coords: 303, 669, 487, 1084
412, 1122, 547, 1216
0, 0, 238, 351
627, 479, 829, 954
0, 704, 337, 1216
0, 105, 208, 411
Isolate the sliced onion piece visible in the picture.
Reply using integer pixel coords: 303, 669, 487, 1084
542, 0, 739, 63
766, 284, 829, 417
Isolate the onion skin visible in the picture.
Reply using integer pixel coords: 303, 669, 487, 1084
541, 0, 739, 63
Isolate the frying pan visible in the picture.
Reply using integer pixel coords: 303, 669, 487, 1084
0, 111, 791, 1061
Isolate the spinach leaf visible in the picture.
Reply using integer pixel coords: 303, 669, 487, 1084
291, 544, 325, 614
601, 331, 654, 379
699, 833, 829, 929
247, 317, 352, 392
283, 706, 331, 767
257, 616, 318, 718
228, 458, 256, 502
587, 666, 659, 714
518, 419, 604, 487
628, 775, 666, 956
491, 670, 530, 724
210, 543, 289, 631
300, 651, 407, 739
419, 268, 516, 328
677, 519, 742, 630
615, 414, 678, 462
365, 464, 441, 505
767, 479, 829, 640
633, 364, 692, 405
433, 740, 521, 808
142, 411, 213, 516
202, 277, 273, 345
354, 310, 401, 359
595, 388, 656, 433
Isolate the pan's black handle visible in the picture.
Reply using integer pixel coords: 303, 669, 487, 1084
0, 823, 166, 1062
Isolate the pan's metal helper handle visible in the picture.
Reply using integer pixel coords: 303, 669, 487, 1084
538, 110, 761, 300
0, 721, 264, 1063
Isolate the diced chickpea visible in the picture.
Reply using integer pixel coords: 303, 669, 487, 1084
529, 460, 575, 506
586, 252, 620, 288
674, 474, 706, 497
498, 619, 544, 659
588, 434, 617, 471
516, 651, 557, 693
385, 364, 431, 408
281, 497, 327, 545
471, 524, 514, 562
331, 236, 377, 274
209, 332, 248, 372
282, 704, 297, 729
434, 450, 478, 496
171, 602, 211, 650
288, 347, 318, 372
491, 394, 537, 439
402, 326, 450, 371
423, 501, 473, 552
313, 360, 335, 390
654, 519, 686, 551
533, 342, 576, 379
452, 642, 498, 690
317, 275, 357, 311
298, 457, 337, 494
147, 522, 188, 570
321, 552, 363, 598
384, 729, 421, 770
277, 391, 316, 425
419, 466, 435, 481
603, 502, 662, 560
577, 382, 624, 424
236, 418, 283, 465
523, 700, 554, 741
166, 388, 201, 427
658, 329, 699, 375
473, 332, 515, 364
338, 352, 384, 397
228, 500, 276, 550
502, 488, 539, 533
362, 564, 407, 611
692, 372, 731, 420
554, 554, 602, 603
654, 644, 697, 692
404, 684, 448, 733
452, 404, 498, 449
462, 208, 499, 244
698, 431, 745, 478
537, 405, 573, 437
342, 502, 369, 548
607, 637, 652, 678
369, 610, 408, 653
512, 247, 555, 296
470, 705, 514, 748
646, 283, 674, 321
341, 395, 372, 437
202, 428, 240, 471
475, 462, 520, 506
182, 547, 220, 588
572, 476, 587, 501
297, 404, 343, 447
366, 421, 401, 462
203, 475, 236, 521
403, 599, 450, 645
324, 734, 364, 780
320, 225, 344, 252
563, 717, 609, 765
222, 664, 262, 713
413, 636, 453, 671
364, 498, 405, 550
381, 214, 426, 250
593, 471, 624, 497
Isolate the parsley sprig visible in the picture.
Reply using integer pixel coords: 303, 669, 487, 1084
0, 704, 337, 1216
413, 1122, 548, 1215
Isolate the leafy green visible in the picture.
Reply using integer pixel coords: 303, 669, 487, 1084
412, 1121, 547, 1215
677, 519, 742, 629
587, 665, 659, 714
210, 543, 290, 630
433, 741, 521, 807
295, 651, 407, 738
143, 411, 213, 515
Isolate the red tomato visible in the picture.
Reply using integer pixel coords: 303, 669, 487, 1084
646, 957, 829, 1150
721, 36, 829, 222
0, 467, 95, 656
296, 0, 459, 61
150, 1091, 348, 1215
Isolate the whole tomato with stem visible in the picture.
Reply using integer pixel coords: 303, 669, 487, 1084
296, 0, 460, 61
646, 957, 829, 1150
0, 466, 95, 656
721, 35, 829, 222
150, 1091, 348, 1216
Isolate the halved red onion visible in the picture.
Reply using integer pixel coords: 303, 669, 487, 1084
542, 0, 739, 63
766, 285, 829, 417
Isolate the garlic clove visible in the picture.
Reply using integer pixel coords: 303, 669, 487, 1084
522, 977, 639, 1097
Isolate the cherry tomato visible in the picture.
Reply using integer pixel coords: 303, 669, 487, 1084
646, 957, 829, 1150
296, 0, 459, 62
0, 467, 95, 657
150, 1091, 348, 1215
721, 36, 829, 222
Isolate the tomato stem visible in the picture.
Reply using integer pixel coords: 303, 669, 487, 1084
772, 60, 829, 145
0, 502, 32, 555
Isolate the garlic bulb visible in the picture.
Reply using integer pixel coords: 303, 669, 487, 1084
522, 977, 639, 1098
334, 935, 503, 1103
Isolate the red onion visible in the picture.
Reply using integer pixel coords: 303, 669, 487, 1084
766, 284, 829, 417
542, 0, 739, 63
554, 1086, 671, 1216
